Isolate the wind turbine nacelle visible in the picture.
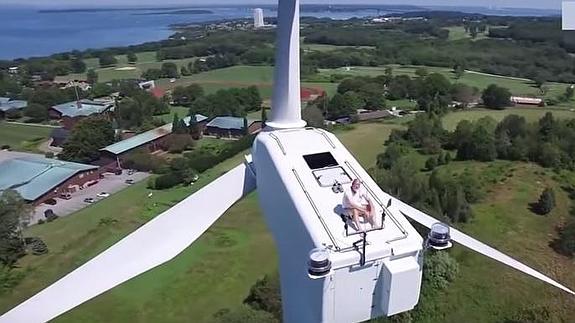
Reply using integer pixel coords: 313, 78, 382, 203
253, 128, 426, 323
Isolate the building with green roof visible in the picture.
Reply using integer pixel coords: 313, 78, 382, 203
0, 157, 99, 205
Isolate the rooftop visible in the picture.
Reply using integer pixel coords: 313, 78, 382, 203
206, 116, 257, 130
0, 98, 28, 112
0, 157, 98, 201
51, 99, 114, 118
101, 114, 208, 155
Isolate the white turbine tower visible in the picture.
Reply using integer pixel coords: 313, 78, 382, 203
1, 0, 573, 322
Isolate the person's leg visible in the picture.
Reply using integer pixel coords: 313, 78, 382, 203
365, 201, 377, 228
351, 208, 362, 231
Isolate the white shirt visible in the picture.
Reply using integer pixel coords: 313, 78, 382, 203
343, 186, 369, 209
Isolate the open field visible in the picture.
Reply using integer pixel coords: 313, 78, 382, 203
317, 65, 572, 103
0, 122, 395, 322
429, 161, 575, 321
157, 65, 338, 99
445, 26, 489, 41
57, 52, 197, 83
0, 122, 53, 152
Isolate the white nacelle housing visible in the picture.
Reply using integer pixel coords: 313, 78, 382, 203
253, 127, 425, 323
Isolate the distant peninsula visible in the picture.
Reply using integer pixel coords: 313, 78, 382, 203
135, 9, 213, 16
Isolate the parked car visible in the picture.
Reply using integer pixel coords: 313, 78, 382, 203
115, 169, 122, 175
84, 198, 95, 204
44, 198, 57, 205
97, 192, 110, 198
128, 169, 135, 175
125, 179, 135, 185
59, 193, 72, 200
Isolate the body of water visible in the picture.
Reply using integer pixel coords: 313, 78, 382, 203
0, 5, 560, 60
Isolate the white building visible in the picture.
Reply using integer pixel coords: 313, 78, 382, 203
254, 8, 265, 28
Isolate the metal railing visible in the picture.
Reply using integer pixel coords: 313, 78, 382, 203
344, 161, 409, 244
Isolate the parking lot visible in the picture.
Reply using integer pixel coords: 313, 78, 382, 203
32, 171, 150, 225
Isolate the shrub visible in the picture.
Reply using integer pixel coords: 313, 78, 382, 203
154, 173, 182, 190
4, 109, 22, 120
425, 157, 438, 171
532, 187, 556, 215
25, 237, 48, 255
244, 273, 282, 320
422, 251, 459, 291
44, 152, 54, 159
122, 150, 164, 173
0, 145, 10, 150
551, 220, 575, 257
162, 134, 195, 153
37, 219, 45, 225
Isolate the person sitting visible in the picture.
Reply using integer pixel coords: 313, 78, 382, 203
342, 179, 376, 231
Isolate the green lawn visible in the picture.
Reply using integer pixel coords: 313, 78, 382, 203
0, 122, 398, 322
157, 66, 338, 100
158, 106, 190, 123
58, 53, 198, 83
441, 108, 575, 131
0, 122, 53, 152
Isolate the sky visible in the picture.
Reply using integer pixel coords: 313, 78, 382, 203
0, 0, 566, 10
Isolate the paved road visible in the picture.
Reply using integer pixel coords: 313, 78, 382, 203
32, 171, 150, 225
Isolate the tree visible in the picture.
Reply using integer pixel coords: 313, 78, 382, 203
161, 62, 179, 79
302, 106, 325, 128
188, 115, 202, 140
327, 93, 355, 119
482, 84, 511, 109
451, 83, 477, 107
141, 68, 163, 81
563, 85, 574, 101
23, 103, 48, 122
86, 69, 98, 85
415, 67, 428, 78
453, 63, 466, 79
377, 143, 409, 169
98, 53, 118, 67
533, 187, 556, 215
172, 113, 188, 134
385, 66, 393, 77
0, 190, 29, 266
127, 52, 138, 64
172, 84, 204, 106
70, 58, 86, 73
60, 116, 115, 163
425, 157, 438, 171
553, 220, 575, 257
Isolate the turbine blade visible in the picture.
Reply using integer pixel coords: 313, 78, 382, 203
395, 199, 575, 296
1, 162, 257, 323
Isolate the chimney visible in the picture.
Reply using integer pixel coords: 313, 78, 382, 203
266, 0, 306, 129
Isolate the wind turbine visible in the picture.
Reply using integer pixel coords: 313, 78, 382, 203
2, 0, 573, 322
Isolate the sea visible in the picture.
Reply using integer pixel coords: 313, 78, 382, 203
0, 5, 561, 60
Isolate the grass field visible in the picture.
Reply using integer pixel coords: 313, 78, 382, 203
157, 66, 339, 99
57, 52, 197, 84
0, 122, 53, 152
429, 161, 575, 321
317, 65, 572, 104
445, 26, 489, 41
0, 122, 396, 322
